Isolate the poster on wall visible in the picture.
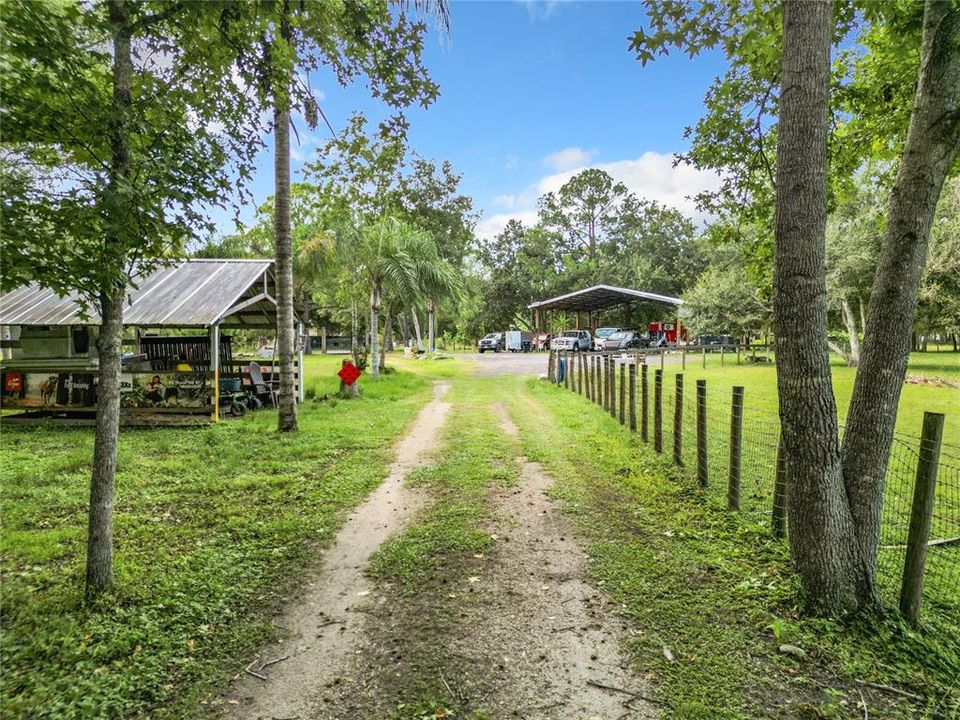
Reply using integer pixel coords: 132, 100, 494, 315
119, 372, 210, 408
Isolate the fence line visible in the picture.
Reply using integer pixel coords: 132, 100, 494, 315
547, 349, 959, 623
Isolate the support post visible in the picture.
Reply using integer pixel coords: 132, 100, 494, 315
673, 373, 684, 466
702, 345, 707, 369
628, 362, 637, 432
660, 350, 665, 370
210, 323, 220, 423
602, 356, 609, 411
563, 352, 570, 390
609, 357, 617, 420
899, 412, 945, 623
728, 386, 744, 510
297, 321, 305, 403
696, 378, 707, 489
578, 351, 584, 395
321, 325, 327, 354
585, 355, 592, 401
596, 355, 602, 406
548, 349, 556, 383
619, 362, 626, 425
654, 369, 663, 454
641, 363, 649, 441
772, 434, 788, 539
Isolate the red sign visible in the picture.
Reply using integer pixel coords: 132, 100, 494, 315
4, 372, 23, 393
337, 362, 362, 386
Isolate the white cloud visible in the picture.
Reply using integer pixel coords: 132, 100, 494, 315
475, 210, 539, 241
537, 151, 722, 222
543, 146, 594, 171
475, 150, 721, 240
518, 0, 563, 21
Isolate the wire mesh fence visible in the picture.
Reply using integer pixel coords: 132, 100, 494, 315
549, 350, 959, 622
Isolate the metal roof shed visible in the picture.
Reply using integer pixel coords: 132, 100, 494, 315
528, 284, 682, 314
0, 258, 285, 329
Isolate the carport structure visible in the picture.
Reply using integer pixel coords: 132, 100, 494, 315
0, 259, 303, 424
528, 284, 683, 335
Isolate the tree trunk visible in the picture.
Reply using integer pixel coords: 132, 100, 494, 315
300, 292, 313, 354
841, 297, 861, 366
858, 296, 867, 333
774, 0, 859, 614
427, 297, 436, 352
370, 286, 381, 379
273, 9, 297, 432
411, 306, 423, 350
398, 311, 410, 346
842, 0, 960, 606
380, 303, 391, 371
85, 0, 133, 601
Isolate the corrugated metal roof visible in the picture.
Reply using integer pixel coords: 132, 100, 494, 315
528, 284, 683, 312
0, 259, 276, 328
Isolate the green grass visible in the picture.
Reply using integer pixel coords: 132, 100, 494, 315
0, 354, 437, 720
504, 376, 960, 719
368, 375, 519, 588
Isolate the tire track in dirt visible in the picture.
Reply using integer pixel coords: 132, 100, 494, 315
470, 403, 657, 718
215, 382, 452, 720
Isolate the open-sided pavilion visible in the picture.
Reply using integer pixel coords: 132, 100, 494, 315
528, 284, 683, 335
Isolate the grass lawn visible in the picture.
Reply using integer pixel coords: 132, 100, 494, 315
0, 354, 440, 719
504, 374, 960, 719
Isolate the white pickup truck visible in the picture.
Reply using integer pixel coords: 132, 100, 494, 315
551, 330, 592, 352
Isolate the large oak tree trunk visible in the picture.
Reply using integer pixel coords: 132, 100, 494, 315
86, 0, 133, 600
774, 0, 859, 613
841, 0, 960, 604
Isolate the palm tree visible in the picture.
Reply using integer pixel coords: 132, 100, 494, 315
348, 216, 425, 380
405, 234, 462, 353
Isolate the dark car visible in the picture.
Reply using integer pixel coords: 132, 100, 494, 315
478, 332, 505, 353
603, 330, 647, 351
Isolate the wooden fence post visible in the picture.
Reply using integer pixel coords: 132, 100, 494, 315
654, 369, 663, 453
673, 373, 684, 466
660, 350, 665, 371
577, 352, 584, 395
696, 379, 708, 489
595, 355, 602, 406
548, 350, 555, 383
702, 345, 707, 369
619, 362, 626, 425
899, 412, 945, 623
682, 348, 686, 370
612, 358, 619, 415
601, 356, 608, 411
628, 363, 637, 432
772, 434, 788, 539
585, 355, 592, 401
641, 363, 649, 442
728, 386, 744, 510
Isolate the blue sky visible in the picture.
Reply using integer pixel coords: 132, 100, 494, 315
218, 1, 726, 239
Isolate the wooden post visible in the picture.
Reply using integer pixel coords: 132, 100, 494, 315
696, 379, 707, 489
585, 355, 592, 401
899, 412, 945, 623
720, 345, 725, 367
660, 350, 665, 370
597, 355, 603, 407
609, 357, 617, 420
210, 323, 220, 423
321, 325, 327, 354
297, 321, 305, 403
628, 363, 637, 432
728, 386, 744, 510
673, 373, 684, 466
619, 362, 626, 425
548, 350, 556, 383
563, 352, 570, 390
772, 434, 788, 539
702, 345, 707, 369
654, 369, 663, 453
578, 352, 584, 395
641, 363, 649, 442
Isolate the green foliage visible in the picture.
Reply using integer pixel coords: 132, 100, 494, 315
0, 0, 259, 300
0, 356, 433, 719
682, 263, 769, 338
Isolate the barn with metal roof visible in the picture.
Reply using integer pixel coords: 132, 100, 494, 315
0, 259, 283, 329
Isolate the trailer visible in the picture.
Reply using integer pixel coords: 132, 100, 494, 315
505, 330, 533, 352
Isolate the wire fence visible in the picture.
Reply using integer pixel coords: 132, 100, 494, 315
550, 350, 959, 623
